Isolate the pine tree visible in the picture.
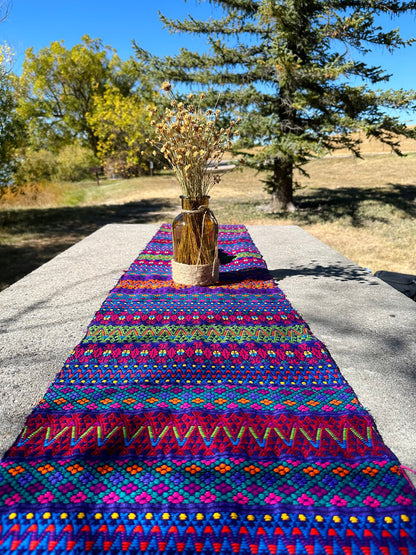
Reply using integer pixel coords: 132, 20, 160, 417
134, 0, 416, 211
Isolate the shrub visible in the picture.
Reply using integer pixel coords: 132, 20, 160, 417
14, 149, 58, 184
56, 144, 99, 182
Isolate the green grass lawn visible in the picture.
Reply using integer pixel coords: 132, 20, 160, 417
1, 154, 415, 290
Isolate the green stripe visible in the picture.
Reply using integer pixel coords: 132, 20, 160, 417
84, 324, 313, 344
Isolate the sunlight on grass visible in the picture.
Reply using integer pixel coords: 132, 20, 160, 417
1, 154, 415, 289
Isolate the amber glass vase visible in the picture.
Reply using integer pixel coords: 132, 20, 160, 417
172, 196, 219, 285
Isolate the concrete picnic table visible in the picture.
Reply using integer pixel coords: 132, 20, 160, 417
0, 224, 415, 485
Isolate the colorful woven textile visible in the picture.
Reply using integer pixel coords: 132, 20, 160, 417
1, 224, 415, 554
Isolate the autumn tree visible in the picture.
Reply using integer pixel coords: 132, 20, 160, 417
17, 35, 136, 156
135, 0, 416, 211
86, 85, 153, 177
0, 44, 25, 184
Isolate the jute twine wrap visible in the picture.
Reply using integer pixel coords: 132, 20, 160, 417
171, 257, 219, 286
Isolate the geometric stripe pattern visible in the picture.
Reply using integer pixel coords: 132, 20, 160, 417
0, 223, 415, 554
37, 383, 363, 414
83, 323, 315, 344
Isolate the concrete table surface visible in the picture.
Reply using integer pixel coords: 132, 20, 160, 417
0, 224, 415, 485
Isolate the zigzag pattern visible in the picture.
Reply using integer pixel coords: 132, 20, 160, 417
84, 324, 313, 344
8, 412, 385, 460
1, 224, 415, 554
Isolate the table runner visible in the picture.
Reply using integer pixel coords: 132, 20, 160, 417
0, 224, 415, 554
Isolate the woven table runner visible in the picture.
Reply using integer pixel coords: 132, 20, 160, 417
0, 224, 415, 554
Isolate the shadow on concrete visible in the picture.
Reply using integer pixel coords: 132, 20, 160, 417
293, 184, 416, 225
269, 263, 376, 284
0, 198, 175, 290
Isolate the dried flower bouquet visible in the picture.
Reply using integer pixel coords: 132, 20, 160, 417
147, 83, 240, 273
148, 81, 240, 198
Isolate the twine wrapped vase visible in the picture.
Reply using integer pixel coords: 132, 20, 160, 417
172, 196, 219, 286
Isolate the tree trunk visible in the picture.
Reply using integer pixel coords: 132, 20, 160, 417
269, 158, 296, 212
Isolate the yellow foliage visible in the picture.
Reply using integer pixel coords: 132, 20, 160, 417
86, 85, 151, 172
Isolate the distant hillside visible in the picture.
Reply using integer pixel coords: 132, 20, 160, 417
328, 130, 416, 156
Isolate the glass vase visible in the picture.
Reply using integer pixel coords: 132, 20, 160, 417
172, 196, 219, 286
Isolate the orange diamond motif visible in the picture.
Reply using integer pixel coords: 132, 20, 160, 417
126, 464, 143, 475
123, 398, 136, 405
185, 464, 201, 474
303, 466, 320, 477
333, 466, 350, 477
96, 465, 114, 475
260, 399, 273, 406
273, 465, 291, 475
37, 464, 55, 474
215, 463, 231, 473
67, 464, 84, 474
244, 465, 261, 475
156, 464, 173, 475
362, 466, 378, 477
8, 465, 25, 476
77, 398, 90, 405
100, 398, 113, 405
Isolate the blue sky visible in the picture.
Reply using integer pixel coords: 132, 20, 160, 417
2, 0, 416, 122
